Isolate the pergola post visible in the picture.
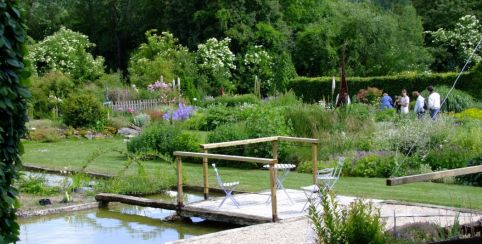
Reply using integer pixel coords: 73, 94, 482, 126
176, 156, 184, 210
312, 143, 318, 184
202, 149, 209, 200
270, 141, 278, 222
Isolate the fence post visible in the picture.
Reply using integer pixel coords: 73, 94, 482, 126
176, 156, 184, 211
203, 149, 209, 200
312, 143, 318, 184
270, 140, 278, 222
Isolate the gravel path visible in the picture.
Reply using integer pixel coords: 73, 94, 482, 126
172, 217, 316, 244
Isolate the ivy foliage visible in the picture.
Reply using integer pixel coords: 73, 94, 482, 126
0, 0, 30, 242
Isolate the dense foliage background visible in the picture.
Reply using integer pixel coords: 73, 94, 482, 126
19, 0, 482, 82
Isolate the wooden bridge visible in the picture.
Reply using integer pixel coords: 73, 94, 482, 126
96, 136, 320, 225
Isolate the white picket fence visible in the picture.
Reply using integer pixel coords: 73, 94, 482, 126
105, 99, 161, 112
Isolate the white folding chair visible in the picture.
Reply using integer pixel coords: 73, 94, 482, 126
212, 164, 240, 208
300, 157, 345, 211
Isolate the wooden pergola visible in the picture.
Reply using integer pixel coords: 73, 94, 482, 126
173, 136, 319, 222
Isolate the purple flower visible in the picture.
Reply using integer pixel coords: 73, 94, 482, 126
163, 103, 194, 121
147, 80, 170, 91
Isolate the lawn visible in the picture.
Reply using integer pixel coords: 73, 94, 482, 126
22, 138, 482, 210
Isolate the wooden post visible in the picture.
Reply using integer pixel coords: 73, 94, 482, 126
203, 149, 209, 200
312, 143, 318, 184
269, 161, 278, 222
176, 156, 184, 210
270, 140, 278, 222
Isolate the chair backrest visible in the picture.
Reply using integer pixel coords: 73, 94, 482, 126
331, 157, 345, 183
212, 163, 223, 186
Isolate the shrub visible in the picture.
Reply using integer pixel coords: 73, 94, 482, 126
95, 171, 176, 195
202, 94, 260, 107
344, 154, 396, 178
355, 87, 383, 105
28, 27, 105, 82
127, 123, 200, 157
184, 111, 207, 130
196, 37, 236, 94
106, 87, 136, 102
128, 31, 197, 92
421, 86, 475, 113
62, 94, 107, 128
374, 108, 397, 122
288, 68, 481, 103
29, 71, 74, 119
146, 109, 165, 122
133, 113, 150, 127
424, 145, 473, 170
456, 155, 482, 186
308, 191, 386, 244
200, 105, 248, 131
107, 116, 131, 129
207, 123, 250, 167
454, 108, 482, 121
29, 128, 62, 143
18, 174, 59, 195
265, 91, 302, 107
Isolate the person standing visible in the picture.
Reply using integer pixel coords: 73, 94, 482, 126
427, 86, 441, 119
400, 89, 410, 114
380, 93, 394, 109
412, 91, 425, 119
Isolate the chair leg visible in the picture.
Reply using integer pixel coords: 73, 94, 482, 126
218, 194, 229, 208
218, 186, 240, 208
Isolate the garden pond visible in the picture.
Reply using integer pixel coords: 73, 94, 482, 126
17, 172, 235, 243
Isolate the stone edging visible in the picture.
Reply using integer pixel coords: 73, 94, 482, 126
17, 202, 99, 218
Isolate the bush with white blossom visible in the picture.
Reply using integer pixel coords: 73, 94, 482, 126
242, 45, 274, 95
196, 37, 236, 93
428, 15, 482, 66
28, 27, 105, 83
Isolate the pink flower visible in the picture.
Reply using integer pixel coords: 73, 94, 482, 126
128, 108, 135, 113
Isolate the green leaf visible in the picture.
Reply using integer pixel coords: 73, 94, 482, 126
6, 59, 23, 68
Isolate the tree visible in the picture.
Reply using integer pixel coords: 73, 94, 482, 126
427, 15, 482, 71
0, 1, 30, 242
294, 0, 431, 76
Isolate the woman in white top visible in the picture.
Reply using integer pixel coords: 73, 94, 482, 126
412, 91, 425, 119
400, 89, 410, 114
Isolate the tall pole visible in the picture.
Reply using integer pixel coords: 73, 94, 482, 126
337, 43, 348, 107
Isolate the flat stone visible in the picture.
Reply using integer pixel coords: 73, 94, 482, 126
117, 127, 139, 136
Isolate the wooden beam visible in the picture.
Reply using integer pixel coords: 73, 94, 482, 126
173, 151, 277, 164
387, 165, 482, 186
269, 161, 278, 222
176, 156, 183, 208
95, 193, 177, 210
278, 136, 319, 144
200, 136, 278, 149
202, 149, 209, 200
179, 206, 271, 226
311, 143, 318, 184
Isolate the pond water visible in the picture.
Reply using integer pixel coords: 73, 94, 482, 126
18, 192, 234, 243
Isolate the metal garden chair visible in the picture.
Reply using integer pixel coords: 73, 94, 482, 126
300, 157, 345, 211
212, 163, 240, 208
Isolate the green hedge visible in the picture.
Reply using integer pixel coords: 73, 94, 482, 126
289, 64, 482, 103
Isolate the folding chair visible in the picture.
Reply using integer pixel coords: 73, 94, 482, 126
300, 157, 345, 211
212, 164, 240, 208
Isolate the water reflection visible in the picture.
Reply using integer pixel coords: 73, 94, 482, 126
18, 192, 232, 244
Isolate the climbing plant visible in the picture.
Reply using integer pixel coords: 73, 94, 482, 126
0, 0, 30, 242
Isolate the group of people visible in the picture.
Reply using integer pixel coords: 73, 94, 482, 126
380, 86, 441, 119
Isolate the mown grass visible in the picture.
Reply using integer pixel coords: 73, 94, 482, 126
22, 138, 482, 210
